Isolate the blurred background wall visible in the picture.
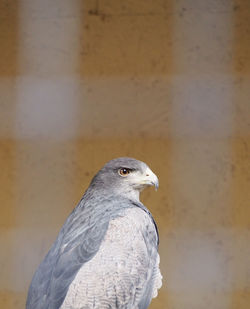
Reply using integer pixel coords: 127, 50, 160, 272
0, 0, 249, 308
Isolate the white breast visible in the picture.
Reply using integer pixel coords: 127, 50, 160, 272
60, 208, 162, 309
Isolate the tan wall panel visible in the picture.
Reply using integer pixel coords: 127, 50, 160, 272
0, 141, 16, 228
233, 0, 250, 74
0, 1, 19, 76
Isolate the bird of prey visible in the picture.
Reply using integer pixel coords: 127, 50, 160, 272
26, 157, 162, 309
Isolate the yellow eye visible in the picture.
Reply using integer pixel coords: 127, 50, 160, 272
118, 168, 131, 177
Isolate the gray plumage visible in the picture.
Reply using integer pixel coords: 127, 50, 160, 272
26, 157, 162, 309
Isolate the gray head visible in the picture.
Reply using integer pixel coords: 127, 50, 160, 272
89, 157, 159, 201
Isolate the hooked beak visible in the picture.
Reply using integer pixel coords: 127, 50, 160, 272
141, 167, 159, 191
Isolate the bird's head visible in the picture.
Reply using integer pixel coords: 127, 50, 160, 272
89, 157, 159, 201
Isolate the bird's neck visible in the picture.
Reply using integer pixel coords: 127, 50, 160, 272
114, 187, 141, 203
87, 185, 141, 202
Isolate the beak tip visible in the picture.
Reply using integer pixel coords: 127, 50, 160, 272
152, 175, 159, 191
155, 181, 159, 191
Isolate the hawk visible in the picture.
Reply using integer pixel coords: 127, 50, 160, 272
26, 157, 162, 309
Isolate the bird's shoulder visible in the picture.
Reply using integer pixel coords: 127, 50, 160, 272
108, 206, 158, 246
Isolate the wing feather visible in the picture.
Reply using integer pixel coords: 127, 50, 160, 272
26, 201, 111, 309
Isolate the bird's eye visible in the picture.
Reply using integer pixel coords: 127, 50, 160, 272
118, 168, 131, 177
